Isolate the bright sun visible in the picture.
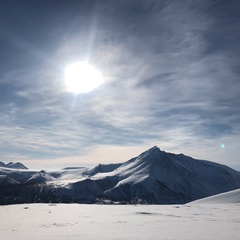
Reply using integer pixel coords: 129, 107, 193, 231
64, 61, 103, 94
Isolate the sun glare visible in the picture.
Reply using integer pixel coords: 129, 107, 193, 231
64, 62, 103, 94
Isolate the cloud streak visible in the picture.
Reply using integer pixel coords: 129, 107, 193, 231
0, 1, 239, 169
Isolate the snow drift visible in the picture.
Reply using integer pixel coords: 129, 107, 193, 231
191, 188, 240, 204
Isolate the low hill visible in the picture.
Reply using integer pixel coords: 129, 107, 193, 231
190, 188, 240, 204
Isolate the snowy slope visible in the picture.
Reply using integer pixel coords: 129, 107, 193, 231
191, 188, 240, 204
0, 175, 19, 185
0, 167, 35, 183
0, 161, 6, 167
25, 170, 56, 184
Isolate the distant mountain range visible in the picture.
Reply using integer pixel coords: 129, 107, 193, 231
0, 161, 28, 169
0, 146, 240, 205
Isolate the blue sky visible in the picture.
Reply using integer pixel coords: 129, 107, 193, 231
0, 0, 240, 170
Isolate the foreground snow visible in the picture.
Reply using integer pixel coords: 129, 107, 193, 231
1, 203, 239, 240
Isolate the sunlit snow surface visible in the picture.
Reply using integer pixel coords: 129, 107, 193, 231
1, 203, 239, 240
192, 188, 240, 204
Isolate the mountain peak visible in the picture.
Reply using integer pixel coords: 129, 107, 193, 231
143, 146, 162, 154
138, 146, 162, 159
5, 162, 28, 170
149, 145, 160, 151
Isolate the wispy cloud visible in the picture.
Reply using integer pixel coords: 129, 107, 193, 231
0, 1, 239, 169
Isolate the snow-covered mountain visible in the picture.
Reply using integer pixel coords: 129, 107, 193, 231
25, 170, 56, 184
0, 162, 6, 168
0, 161, 28, 169
1, 146, 240, 205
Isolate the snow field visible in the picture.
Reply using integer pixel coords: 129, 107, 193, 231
1, 203, 239, 240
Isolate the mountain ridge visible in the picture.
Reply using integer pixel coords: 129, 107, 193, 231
0, 161, 28, 170
1, 146, 240, 205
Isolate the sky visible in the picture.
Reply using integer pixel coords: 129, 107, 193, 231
0, 0, 240, 170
